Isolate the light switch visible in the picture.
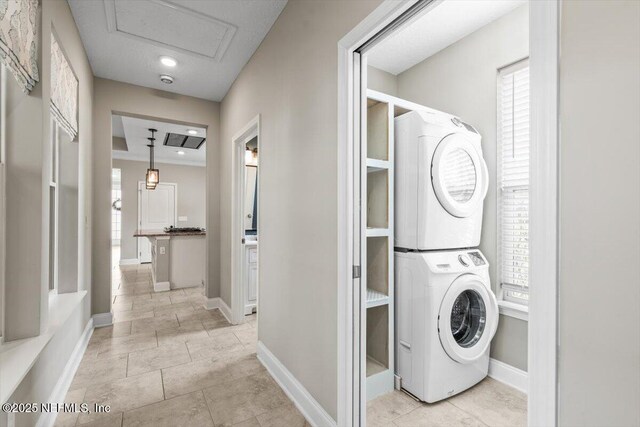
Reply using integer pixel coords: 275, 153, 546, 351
160, 247, 166, 255
178, 216, 188, 222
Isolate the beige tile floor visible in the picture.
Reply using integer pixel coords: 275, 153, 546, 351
367, 378, 527, 427
55, 261, 308, 427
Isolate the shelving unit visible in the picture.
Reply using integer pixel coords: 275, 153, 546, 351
363, 91, 395, 401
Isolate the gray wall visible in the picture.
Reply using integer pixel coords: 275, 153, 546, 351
394, 5, 529, 371
219, 0, 381, 420
558, 1, 640, 425
368, 66, 398, 96
112, 159, 206, 260
92, 79, 220, 315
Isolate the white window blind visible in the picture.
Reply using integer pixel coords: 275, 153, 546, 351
498, 59, 529, 305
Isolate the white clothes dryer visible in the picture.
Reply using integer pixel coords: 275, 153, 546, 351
395, 110, 488, 250
395, 249, 498, 403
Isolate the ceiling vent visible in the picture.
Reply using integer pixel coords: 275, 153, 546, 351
163, 133, 206, 150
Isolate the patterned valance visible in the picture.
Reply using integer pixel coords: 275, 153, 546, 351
50, 34, 78, 139
0, 0, 40, 92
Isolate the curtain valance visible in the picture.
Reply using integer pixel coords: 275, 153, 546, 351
50, 34, 78, 139
0, 0, 40, 92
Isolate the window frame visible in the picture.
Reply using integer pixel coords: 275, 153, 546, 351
496, 58, 530, 320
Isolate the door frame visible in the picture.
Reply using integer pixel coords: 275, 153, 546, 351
231, 114, 260, 325
337, 1, 560, 426
136, 181, 178, 262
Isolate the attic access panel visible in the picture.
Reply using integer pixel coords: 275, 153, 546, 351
163, 133, 206, 150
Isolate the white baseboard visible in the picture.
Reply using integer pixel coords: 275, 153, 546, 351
257, 341, 336, 427
488, 358, 528, 394
119, 258, 139, 266
37, 318, 94, 427
153, 281, 171, 292
204, 297, 232, 324
92, 312, 113, 328
171, 281, 203, 290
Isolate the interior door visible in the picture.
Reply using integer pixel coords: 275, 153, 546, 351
138, 182, 176, 263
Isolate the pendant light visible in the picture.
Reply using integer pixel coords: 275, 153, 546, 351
146, 128, 159, 189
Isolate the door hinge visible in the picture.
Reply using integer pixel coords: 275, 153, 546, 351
352, 265, 361, 279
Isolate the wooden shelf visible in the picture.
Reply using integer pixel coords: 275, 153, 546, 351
367, 158, 390, 172
366, 288, 389, 309
366, 228, 389, 237
366, 356, 387, 377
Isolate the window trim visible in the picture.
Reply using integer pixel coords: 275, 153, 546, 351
496, 58, 530, 318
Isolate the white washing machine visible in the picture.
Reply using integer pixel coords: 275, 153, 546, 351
395, 249, 498, 403
395, 110, 488, 250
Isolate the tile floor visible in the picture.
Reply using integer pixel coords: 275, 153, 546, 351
367, 378, 527, 427
55, 260, 308, 427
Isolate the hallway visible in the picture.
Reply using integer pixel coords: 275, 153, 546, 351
55, 262, 306, 427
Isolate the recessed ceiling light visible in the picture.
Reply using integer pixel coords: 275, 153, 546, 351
187, 129, 198, 135
177, 150, 185, 155
160, 56, 177, 67
160, 74, 174, 84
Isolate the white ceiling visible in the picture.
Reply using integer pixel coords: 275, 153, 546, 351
368, 0, 527, 75
68, 0, 287, 101
112, 115, 207, 167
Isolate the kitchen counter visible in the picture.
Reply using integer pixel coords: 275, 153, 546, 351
135, 230, 205, 292
134, 229, 206, 237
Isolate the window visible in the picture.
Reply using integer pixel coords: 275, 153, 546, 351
49, 119, 59, 292
497, 59, 529, 306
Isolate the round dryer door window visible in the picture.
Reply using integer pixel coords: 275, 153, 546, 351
432, 134, 488, 218
438, 274, 498, 364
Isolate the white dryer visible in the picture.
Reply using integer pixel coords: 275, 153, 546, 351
395, 110, 488, 250
395, 249, 498, 403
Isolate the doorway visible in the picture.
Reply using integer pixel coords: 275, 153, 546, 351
337, 1, 559, 426
231, 115, 260, 325
137, 181, 177, 263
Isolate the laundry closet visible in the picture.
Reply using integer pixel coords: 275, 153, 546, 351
361, 2, 530, 423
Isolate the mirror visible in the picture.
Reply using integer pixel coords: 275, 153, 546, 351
245, 136, 258, 235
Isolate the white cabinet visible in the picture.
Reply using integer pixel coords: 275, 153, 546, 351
245, 244, 258, 315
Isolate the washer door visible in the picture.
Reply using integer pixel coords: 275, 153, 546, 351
438, 274, 498, 364
431, 134, 488, 218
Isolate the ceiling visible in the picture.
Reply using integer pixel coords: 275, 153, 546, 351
367, 0, 527, 75
68, 0, 287, 101
112, 115, 207, 166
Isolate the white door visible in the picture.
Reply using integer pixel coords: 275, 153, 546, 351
244, 167, 257, 230
431, 134, 488, 218
138, 182, 176, 263
437, 274, 498, 364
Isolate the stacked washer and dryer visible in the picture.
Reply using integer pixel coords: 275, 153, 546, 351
394, 110, 499, 403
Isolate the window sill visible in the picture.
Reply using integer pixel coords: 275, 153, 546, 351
0, 291, 87, 403
498, 300, 529, 321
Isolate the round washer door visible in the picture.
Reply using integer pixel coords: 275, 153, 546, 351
431, 134, 488, 218
438, 274, 498, 364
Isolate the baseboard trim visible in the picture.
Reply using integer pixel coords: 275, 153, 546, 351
257, 341, 336, 427
92, 312, 113, 328
119, 258, 140, 266
488, 358, 528, 394
153, 281, 171, 292
37, 318, 94, 427
204, 298, 232, 324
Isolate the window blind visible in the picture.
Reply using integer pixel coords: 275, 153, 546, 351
498, 59, 529, 304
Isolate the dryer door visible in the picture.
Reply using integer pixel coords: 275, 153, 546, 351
431, 134, 488, 218
438, 274, 498, 364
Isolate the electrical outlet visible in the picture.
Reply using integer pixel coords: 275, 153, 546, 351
178, 216, 188, 222
160, 246, 166, 255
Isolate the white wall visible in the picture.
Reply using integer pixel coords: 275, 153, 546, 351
392, 5, 529, 371
367, 66, 398, 96
558, 1, 640, 425
112, 159, 206, 261
219, 0, 382, 420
